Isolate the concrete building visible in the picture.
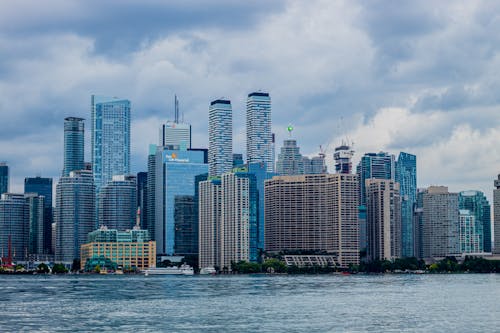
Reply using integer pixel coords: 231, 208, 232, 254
55, 170, 95, 263
366, 179, 401, 261
422, 186, 460, 258
208, 99, 232, 177
63, 117, 85, 177
0, 194, 29, 262
246, 92, 273, 173
264, 174, 359, 267
198, 178, 221, 270
276, 139, 304, 176
161, 121, 191, 150
98, 175, 137, 230
494, 175, 500, 254
459, 209, 481, 254
80, 226, 155, 271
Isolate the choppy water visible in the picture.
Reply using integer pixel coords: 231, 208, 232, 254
0, 274, 499, 332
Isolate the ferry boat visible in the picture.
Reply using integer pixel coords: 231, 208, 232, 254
143, 264, 194, 276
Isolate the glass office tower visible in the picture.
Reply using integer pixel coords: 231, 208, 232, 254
396, 152, 417, 257
0, 163, 8, 195
63, 117, 84, 177
24, 177, 53, 254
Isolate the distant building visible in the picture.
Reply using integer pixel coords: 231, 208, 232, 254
146, 145, 157, 242
264, 174, 359, 268
246, 92, 273, 173
276, 139, 304, 176
357, 152, 395, 207
24, 176, 53, 254
459, 190, 490, 253
494, 175, 500, 254
366, 179, 401, 261
0, 193, 29, 262
98, 175, 137, 230
422, 186, 460, 258
161, 121, 192, 150
396, 152, 417, 257
137, 172, 147, 230
303, 154, 327, 174
63, 117, 85, 177
209, 99, 232, 177
198, 178, 221, 270
0, 163, 8, 195
174, 195, 196, 256
91, 95, 131, 192
232, 153, 244, 167
413, 189, 425, 259
334, 143, 354, 174
55, 170, 95, 263
459, 209, 481, 253
80, 226, 155, 271
25, 193, 45, 256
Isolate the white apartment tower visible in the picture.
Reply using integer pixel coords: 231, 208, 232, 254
246, 92, 273, 172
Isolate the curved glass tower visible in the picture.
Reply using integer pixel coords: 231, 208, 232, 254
63, 117, 85, 177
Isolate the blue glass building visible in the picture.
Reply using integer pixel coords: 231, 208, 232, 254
396, 152, 417, 257
154, 147, 208, 255
136, 172, 147, 230
459, 190, 491, 252
24, 177, 53, 254
91, 95, 131, 192
0, 163, 8, 195
63, 117, 84, 177
357, 152, 395, 206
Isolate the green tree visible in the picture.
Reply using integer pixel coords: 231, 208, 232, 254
52, 263, 68, 274
37, 263, 50, 273
262, 258, 287, 273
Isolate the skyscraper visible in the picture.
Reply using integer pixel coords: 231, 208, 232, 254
276, 139, 304, 175
24, 177, 53, 254
25, 193, 45, 256
357, 152, 396, 207
246, 92, 273, 172
98, 175, 137, 230
91, 95, 131, 192
459, 190, 490, 253
494, 175, 500, 254
63, 117, 84, 177
303, 153, 327, 174
208, 99, 232, 177
55, 170, 95, 263
396, 152, 417, 257
334, 143, 354, 174
422, 186, 460, 258
0, 193, 29, 262
0, 163, 8, 195
161, 121, 192, 150
264, 174, 360, 267
459, 209, 481, 253
366, 179, 401, 261
198, 178, 221, 270
136, 172, 147, 230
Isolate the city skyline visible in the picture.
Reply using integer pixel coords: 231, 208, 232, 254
1, 1, 499, 203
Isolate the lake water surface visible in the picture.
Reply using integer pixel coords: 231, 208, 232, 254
0, 274, 499, 332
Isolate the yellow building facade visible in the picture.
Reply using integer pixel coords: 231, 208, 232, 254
81, 240, 156, 270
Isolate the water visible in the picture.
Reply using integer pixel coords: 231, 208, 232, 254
0, 274, 499, 332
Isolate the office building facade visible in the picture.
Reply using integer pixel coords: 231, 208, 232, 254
161, 121, 192, 150
459, 190, 490, 253
0, 163, 8, 195
494, 175, 500, 254
459, 209, 481, 253
91, 95, 131, 192
208, 99, 232, 177
246, 92, 273, 172
276, 139, 304, 176
265, 174, 359, 267
396, 152, 417, 257
98, 175, 137, 230
24, 176, 53, 254
136, 172, 148, 230
0, 193, 29, 262
198, 179, 221, 270
55, 170, 95, 263
63, 117, 85, 177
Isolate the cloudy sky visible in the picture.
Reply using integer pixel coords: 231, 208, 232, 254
1, 0, 499, 201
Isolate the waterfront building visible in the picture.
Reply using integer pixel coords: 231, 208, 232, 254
494, 175, 500, 254
246, 92, 273, 173
198, 178, 221, 270
55, 170, 95, 263
334, 143, 354, 174
0, 163, 8, 195
276, 139, 304, 176
80, 225, 155, 271
146, 145, 157, 241
459, 190, 490, 253
25, 193, 45, 256
174, 195, 196, 256
413, 189, 425, 259
91, 95, 131, 192
63, 117, 85, 177
459, 209, 481, 253
98, 175, 137, 230
24, 177, 53, 254
0, 193, 29, 262
395, 152, 417, 257
366, 179, 401, 261
137, 172, 147, 230
264, 174, 359, 267
422, 186, 460, 258
208, 99, 232, 177
153, 146, 208, 255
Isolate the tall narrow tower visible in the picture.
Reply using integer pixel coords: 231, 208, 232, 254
208, 99, 232, 177
246, 92, 273, 172
63, 117, 85, 177
334, 142, 354, 174
494, 175, 500, 254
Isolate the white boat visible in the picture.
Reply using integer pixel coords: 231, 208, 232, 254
143, 264, 194, 276
199, 267, 217, 275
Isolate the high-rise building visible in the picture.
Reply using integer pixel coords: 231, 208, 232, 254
264, 174, 359, 267
198, 178, 221, 270
208, 99, 232, 177
459, 209, 481, 254
413, 189, 425, 259
173, 195, 196, 256
422, 186, 460, 258
25, 193, 45, 256
91, 95, 131, 192
357, 152, 395, 207
0, 163, 8, 195
153, 147, 208, 255
459, 190, 490, 253
303, 154, 327, 174
161, 121, 192, 150
246, 92, 273, 173
396, 152, 417, 257
63, 117, 85, 177
24, 177, 53, 254
136, 172, 147, 230
366, 179, 401, 261
98, 175, 137, 230
0, 193, 29, 262
276, 139, 304, 175
146, 145, 157, 241
494, 175, 500, 254
55, 170, 95, 263
232, 153, 244, 167
334, 143, 354, 174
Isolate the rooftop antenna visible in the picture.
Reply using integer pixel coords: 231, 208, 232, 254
174, 94, 179, 124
